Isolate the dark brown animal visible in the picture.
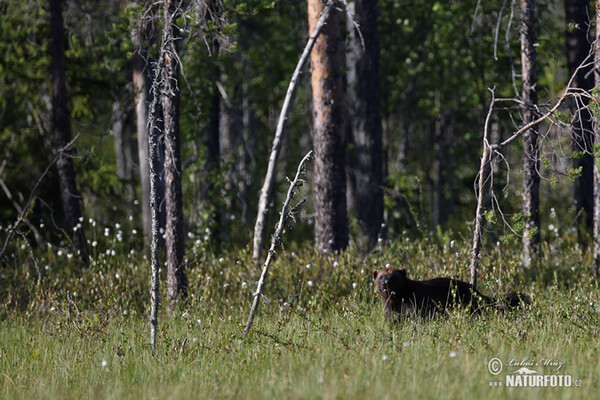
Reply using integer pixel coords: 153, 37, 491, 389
373, 268, 527, 321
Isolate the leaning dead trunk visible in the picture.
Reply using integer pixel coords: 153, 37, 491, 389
469, 92, 495, 290
252, 0, 335, 259
245, 151, 313, 335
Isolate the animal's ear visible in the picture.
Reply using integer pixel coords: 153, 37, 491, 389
373, 270, 379, 280
398, 268, 407, 278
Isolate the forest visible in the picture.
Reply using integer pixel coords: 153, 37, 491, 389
1, 0, 599, 398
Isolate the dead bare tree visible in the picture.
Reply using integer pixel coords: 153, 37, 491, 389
146, 1, 173, 350
252, 0, 336, 260
469, 53, 594, 289
594, 1, 600, 277
245, 151, 312, 335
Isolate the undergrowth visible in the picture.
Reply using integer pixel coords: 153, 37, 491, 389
0, 226, 599, 399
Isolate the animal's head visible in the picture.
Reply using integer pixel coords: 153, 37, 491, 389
373, 268, 407, 296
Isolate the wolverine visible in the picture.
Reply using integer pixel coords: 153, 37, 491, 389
373, 268, 527, 321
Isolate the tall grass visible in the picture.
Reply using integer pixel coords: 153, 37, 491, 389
1, 227, 599, 399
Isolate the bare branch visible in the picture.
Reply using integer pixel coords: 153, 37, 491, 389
469, 88, 496, 289
495, 57, 595, 150
245, 151, 313, 336
0, 131, 81, 261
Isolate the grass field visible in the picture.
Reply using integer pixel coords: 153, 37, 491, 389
1, 235, 599, 399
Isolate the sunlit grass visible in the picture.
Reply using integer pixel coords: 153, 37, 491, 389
1, 229, 599, 399
1, 278, 599, 399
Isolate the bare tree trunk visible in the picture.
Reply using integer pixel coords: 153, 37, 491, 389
244, 151, 312, 336
346, 0, 384, 248
521, 0, 540, 267
565, 0, 594, 231
309, 0, 348, 253
594, 0, 600, 276
146, 0, 171, 349
50, 0, 88, 266
163, 0, 186, 309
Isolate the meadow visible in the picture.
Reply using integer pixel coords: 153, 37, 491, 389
1, 227, 599, 399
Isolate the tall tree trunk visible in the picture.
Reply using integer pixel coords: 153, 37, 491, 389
308, 0, 348, 253
163, 0, 186, 308
593, 0, 600, 276
50, 0, 88, 266
565, 0, 594, 231
133, 1, 153, 241
346, 0, 384, 248
521, 0, 541, 267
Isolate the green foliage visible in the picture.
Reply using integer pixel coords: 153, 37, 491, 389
572, 151, 586, 161
566, 22, 578, 32
568, 166, 583, 181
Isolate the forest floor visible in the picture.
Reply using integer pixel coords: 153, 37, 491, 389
1, 236, 599, 399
